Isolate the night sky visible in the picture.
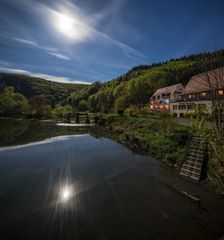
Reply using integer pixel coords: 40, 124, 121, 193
0, 0, 224, 84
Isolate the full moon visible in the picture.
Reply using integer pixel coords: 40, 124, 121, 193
52, 10, 92, 42
60, 185, 73, 202
56, 13, 74, 37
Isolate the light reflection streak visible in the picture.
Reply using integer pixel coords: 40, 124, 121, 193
0, 134, 87, 152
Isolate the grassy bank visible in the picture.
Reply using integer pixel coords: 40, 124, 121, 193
97, 112, 190, 167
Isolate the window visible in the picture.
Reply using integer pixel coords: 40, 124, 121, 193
187, 104, 193, 110
218, 90, 224, 96
188, 95, 192, 99
202, 92, 206, 97
173, 105, 178, 110
179, 105, 186, 110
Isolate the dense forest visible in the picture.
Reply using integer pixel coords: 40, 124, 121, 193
1, 49, 224, 117
0, 73, 86, 105
68, 49, 224, 113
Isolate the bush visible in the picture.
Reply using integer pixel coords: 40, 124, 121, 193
124, 105, 138, 116
78, 100, 89, 111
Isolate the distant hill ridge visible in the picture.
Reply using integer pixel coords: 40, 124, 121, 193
0, 73, 86, 105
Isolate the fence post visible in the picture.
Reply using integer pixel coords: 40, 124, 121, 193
76, 112, 80, 123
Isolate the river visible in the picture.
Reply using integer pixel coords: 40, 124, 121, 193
0, 119, 224, 240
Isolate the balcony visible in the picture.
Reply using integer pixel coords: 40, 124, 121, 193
171, 90, 224, 103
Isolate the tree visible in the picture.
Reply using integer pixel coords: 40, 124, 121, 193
13, 93, 29, 115
29, 95, 48, 118
128, 78, 149, 109
53, 104, 65, 118
78, 100, 88, 111
89, 95, 99, 112
0, 87, 28, 116
64, 105, 73, 120
44, 105, 53, 118
115, 96, 128, 114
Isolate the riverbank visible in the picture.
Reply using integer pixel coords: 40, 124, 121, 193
96, 113, 224, 194
97, 113, 190, 167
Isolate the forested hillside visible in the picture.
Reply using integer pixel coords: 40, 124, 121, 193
68, 49, 224, 113
1, 49, 224, 112
0, 73, 86, 105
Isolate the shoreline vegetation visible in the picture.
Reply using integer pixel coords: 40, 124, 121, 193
96, 111, 189, 168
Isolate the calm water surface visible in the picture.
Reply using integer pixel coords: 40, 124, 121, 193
0, 120, 224, 240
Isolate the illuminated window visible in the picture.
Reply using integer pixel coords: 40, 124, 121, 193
202, 92, 206, 97
218, 90, 223, 95
188, 95, 192, 99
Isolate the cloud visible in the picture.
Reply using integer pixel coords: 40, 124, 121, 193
12, 36, 72, 61
0, 67, 91, 85
29, 0, 146, 61
47, 52, 71, 60
0, 60, 11, 66
13, 37, 38, 46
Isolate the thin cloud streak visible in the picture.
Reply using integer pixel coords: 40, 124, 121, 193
13, 36, 72, 61
0, 67, 91, 85
13, 37, 38, 46
47, 52, 71, 60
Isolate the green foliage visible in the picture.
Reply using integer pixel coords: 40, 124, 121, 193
0, 73, 86, 105
68, 81, 101, 107
68, 49, 224, 113
78, 99, 89, 111
0, 87, 29, 116
64, 105, 73, 119
53, 104, 65, 118
115, 96, 128, 113
191, 102, 224, 193
191, 104, 207, 135
52, 104, 74, 119
102, 114, 190, 165
124, 106, 138, 116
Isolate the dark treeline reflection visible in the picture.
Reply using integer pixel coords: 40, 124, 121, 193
0, 119, 95, 147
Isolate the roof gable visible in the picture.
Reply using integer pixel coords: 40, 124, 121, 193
152, 83, 184, 97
